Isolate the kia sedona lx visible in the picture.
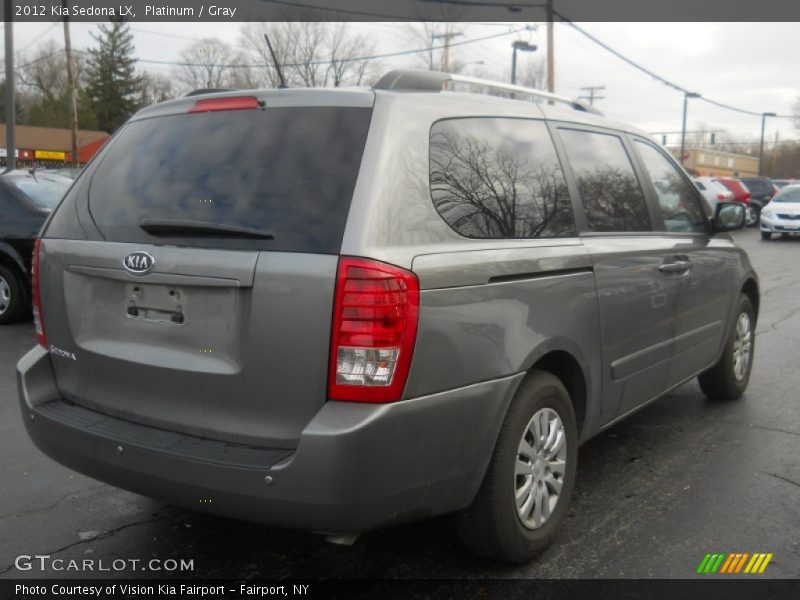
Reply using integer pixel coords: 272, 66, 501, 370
17, 70, 758, 563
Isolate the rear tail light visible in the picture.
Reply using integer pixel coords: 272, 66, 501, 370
188, 96, 260, 113
31, 239, 47, 348
744, 192, 751, 203
716, 193, 727, 200
328, 257, 419, 403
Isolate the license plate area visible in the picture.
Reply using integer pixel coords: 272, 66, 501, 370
127, 283, 185, 324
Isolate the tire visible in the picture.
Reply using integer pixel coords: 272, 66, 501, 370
0, 263, 29, 324
698, 294, 755, 400
455, 371, 578, 564
761, 231, 772, 240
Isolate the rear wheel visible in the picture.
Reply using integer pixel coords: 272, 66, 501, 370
698, 294, 754, 400
455, 371, 577, 563
761, 231, 772, 240
0, 264, 28, 324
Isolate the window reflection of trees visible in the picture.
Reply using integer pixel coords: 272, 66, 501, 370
429, 121, 576, 239
574, 166, 651, 232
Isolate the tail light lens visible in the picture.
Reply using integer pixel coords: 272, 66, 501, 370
31, 239, 47, 348
328, 257, 419, 403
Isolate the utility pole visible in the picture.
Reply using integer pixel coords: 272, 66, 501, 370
4, 0, 15, 172
432, 30, 462, 73
679, 91, 700, 166
758, 111, 776, 176
62, 0, 79, 171
772, 130, 779, 178
546, 0, 555, 97
578, 85, 605, 106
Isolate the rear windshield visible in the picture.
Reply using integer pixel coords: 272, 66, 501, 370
8, 174, 71, 210
83, 106, 372, 253
740, 178, 771, 193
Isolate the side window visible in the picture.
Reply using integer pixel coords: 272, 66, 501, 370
429, 118, 577, 239
558, 129, 651, 232
634, 140, 708, 233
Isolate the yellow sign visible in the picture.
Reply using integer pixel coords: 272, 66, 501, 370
34, 150, 66, 161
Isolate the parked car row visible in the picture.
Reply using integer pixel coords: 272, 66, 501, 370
693, 175, 782, 228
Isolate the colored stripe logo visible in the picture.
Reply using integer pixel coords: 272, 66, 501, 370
696, 552, 773, 574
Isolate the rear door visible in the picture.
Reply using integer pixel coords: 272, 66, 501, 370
40, 97, 373, 447
553, 125, 682, 423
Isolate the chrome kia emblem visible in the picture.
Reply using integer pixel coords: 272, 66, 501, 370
123, 251, 155, 275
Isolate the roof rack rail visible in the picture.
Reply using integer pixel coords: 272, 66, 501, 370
373, 69, 602, 116
184, 88, 235, 97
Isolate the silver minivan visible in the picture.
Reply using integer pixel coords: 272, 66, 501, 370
17, 70, 758, 563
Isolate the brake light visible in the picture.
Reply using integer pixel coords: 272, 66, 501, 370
188, 96, 260, 113
31, 239, 47, 348
328, 257, 419, 403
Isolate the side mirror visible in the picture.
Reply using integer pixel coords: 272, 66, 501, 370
713, 202, 746, 233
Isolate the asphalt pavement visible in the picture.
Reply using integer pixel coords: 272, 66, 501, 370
1, 227, 798, 580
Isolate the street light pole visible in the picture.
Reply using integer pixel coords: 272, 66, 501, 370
4, 0, 16, 172
679, 91, 700, 166
758, 112, 776, 176
510, 40, 537, 85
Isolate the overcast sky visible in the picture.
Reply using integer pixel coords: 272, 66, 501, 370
11, 21, 800, 149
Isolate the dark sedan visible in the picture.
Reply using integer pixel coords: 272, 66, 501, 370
0, 170, 72, 323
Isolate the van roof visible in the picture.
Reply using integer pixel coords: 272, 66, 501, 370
133, 69, 648, 138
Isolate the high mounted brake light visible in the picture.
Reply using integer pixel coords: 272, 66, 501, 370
32, 239, 47, 348
328, 257, 420, 403
188, 96, 260, 113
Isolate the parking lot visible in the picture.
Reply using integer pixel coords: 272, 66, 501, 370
0, 227, 798, 580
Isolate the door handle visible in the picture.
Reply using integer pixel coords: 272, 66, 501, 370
659, 260, 692, 274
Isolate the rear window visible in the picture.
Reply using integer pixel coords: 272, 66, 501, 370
81, 106, 372, 253
740, 178, 771, 194
8, 174, 71, 210
428, 117, 577, 239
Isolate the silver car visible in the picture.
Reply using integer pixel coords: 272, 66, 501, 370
760, 184, 800, 239
17, 70, 758, 563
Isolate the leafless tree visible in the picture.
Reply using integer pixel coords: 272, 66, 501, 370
171, 38, 246, 92
17, 39, 86, 101
238, 22, 377, 88
139, 71, 175, 106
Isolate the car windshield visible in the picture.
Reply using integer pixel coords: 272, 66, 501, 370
7, 174, 71, 210
773, 188, 800, 202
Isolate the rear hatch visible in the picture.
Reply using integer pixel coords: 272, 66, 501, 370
40, 93, 373, 447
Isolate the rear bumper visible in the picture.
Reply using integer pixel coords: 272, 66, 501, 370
18, 345, 521, 533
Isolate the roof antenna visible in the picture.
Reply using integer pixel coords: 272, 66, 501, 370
263, 33, 288, 89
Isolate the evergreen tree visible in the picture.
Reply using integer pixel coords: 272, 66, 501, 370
85, 21, 143, 133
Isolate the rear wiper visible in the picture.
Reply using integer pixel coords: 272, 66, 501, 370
139, 218, 274, 239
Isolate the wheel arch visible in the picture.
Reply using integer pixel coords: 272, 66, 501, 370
741, 277, 759, 323
519, 339, 597, 440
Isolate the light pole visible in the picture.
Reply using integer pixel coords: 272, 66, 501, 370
511, 40, 537, 85
679, 91, 701, 166
758, 112, 776, 176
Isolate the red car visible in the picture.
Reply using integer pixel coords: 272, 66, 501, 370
714, 177, 751, 205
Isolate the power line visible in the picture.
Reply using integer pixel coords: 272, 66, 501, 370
125, 26, 527, 69
555, 15, 796, 120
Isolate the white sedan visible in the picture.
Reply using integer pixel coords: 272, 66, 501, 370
760, 184, 800, 240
